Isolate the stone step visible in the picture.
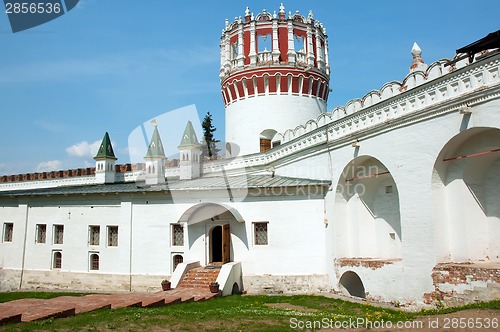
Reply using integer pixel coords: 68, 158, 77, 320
0, 287, 219, 326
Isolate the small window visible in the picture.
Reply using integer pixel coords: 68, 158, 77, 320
90, 253, 99, 271
89, 226, 100, 246
54, 225, 64, 244
254, 222, 268, 245
53, 251, 62, 269
173, 254, 183, 271
272, 141, 281, 148
385, 185, 393, 194
107, 226, 118, 247
36, 224, 46, 244
3, 223, 13, 242
172, 224, 184, 246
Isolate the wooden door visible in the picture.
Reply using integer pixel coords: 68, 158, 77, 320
222, 224, 230, 263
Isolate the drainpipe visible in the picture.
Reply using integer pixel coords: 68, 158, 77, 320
19, 200, 29, 289
128, 197, 133, 292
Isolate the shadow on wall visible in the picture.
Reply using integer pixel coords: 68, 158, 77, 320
432, 127, 500, 263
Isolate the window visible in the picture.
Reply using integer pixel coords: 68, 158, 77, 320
54, 225, 64, 244
90, 253, 99, 271
3, 223, 13, 242
53, 251, 62, 269
173, 254, 183, 271
172, 224, 184, 246
36, 224, 46, 244
89, 226, 100, 246
107, 226, 118, 247
254, 222, 268, 245
386, 185, 393, 194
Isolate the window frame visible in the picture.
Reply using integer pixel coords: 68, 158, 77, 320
36, 224, 47, 244
53, 224, 64, 245
3, 222, 13, 243
107, 226, 118, 247
52, 250, 62, 269
171, 224, 184, 247
253, 221, 269, 246
89, 252, 100, 271
88, 225, 100, 246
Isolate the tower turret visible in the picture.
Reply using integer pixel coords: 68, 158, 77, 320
220, 4, 330, 156
144, 123, 166, 185
178, 121, 202, 180
94, 132, 117, 184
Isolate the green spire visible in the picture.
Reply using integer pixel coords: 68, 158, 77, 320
145, 125, 166, 159
178, 121, 201, 148
94, 132, 117, 160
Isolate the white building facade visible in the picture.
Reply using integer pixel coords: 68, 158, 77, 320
1, 6, 499, 307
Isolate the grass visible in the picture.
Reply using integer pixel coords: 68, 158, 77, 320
0, 292, 499, 331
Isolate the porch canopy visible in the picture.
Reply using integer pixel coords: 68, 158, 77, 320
178, 202, 244, 225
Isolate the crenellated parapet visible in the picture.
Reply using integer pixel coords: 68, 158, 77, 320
274, 46, 500, 145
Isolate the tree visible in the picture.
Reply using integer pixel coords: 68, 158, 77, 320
201, 112, 220, 160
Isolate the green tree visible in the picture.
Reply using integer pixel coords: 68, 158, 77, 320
201, 112, 220, 160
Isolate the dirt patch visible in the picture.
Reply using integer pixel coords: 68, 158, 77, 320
345, 308, 500, 332
264, 302, 318, 312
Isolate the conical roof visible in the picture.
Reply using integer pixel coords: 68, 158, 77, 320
178, 121, 201, 148
94, 132, 117, 160
145, 125, 166, 159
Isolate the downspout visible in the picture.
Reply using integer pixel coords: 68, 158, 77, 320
128, 196, 133, 292
19, 200, 29, 289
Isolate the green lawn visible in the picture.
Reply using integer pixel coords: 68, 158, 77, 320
0, 292, 499, 331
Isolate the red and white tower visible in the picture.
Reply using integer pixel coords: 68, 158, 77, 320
221, 4, 330, 157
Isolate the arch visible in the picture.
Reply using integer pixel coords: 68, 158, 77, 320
53, 251, 62, 269
90, 253, 99, 270
432, 127, 500, 263
334, 156, 402, 259
173, 254, 183, 271
178, 202, 245, 226
339, 271, 366, 298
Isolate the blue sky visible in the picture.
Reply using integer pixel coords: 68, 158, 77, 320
1, 0, 499, 175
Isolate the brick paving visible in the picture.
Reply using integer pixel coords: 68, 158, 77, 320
0, 285, 219, 324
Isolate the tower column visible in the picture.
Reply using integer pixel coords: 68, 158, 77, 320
224, 34, 231, 70
272, 19, 280, 63
324, 38, 330, 76
316, 29, 325, 71
287, 20, 296, 64
306, 25, 315, 66
237, 24, 245, 68
249, 21, 257, 65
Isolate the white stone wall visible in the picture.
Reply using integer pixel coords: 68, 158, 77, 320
225, 94, 326, 156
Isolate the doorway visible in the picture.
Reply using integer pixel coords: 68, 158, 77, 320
210, 224, 230, 264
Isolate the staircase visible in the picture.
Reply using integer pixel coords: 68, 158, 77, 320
177, 266, 221, 289
0, 288, 218, 324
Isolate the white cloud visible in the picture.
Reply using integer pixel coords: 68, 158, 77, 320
36, 160, 62, 172
66, 140, 101, 158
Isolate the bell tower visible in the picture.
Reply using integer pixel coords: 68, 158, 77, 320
220, 4, 330, 157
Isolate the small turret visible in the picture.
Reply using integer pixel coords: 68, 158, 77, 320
178, 121, 202, 180
144, 122, 166, 185
410, 42, 428, 73
94, 132, 117, 184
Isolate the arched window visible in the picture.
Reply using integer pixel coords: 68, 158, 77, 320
173, 254, 183, 271
90, 253, 99, 270
53, 251, 62, 269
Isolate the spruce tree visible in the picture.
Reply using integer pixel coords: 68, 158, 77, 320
201, 112, 220, 160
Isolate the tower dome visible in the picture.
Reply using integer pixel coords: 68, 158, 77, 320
221, 4, 330, 157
